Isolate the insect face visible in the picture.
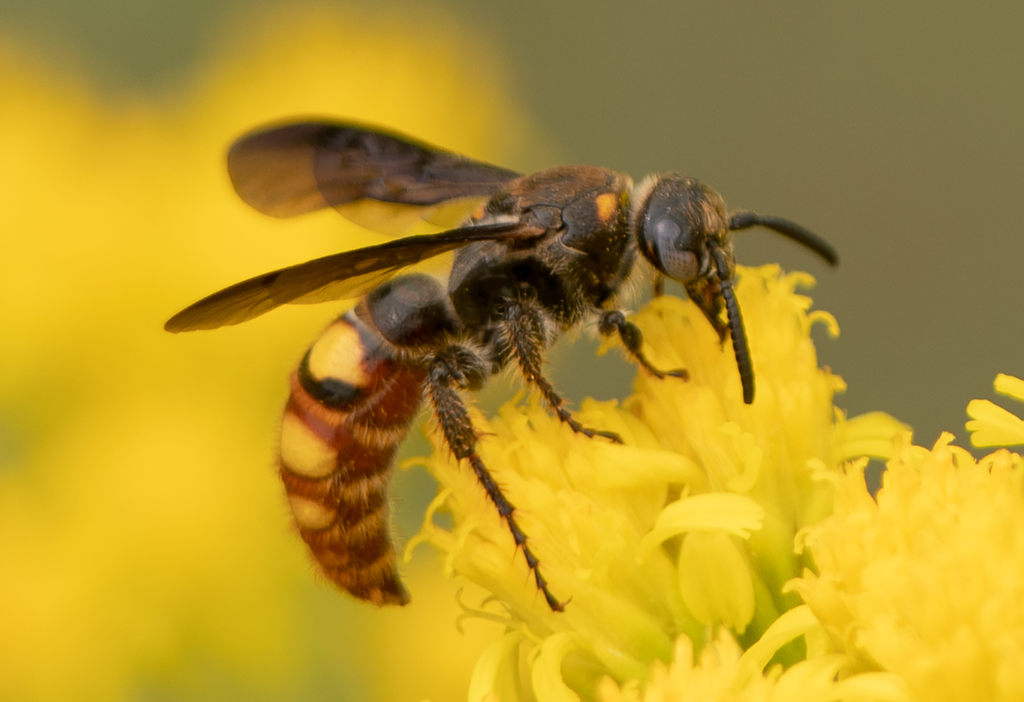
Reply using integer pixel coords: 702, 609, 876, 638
166, 119, 838, 612
634, 174, 731, 285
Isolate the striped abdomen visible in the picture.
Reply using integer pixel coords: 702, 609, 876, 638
278, 310, 426, 605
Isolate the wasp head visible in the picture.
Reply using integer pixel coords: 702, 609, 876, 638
631, 174, 751, 401
633, 175, 732, 285
629, 174, 838, 405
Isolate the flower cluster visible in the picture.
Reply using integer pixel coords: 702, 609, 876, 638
411, 265, 1024, 701
790, 375, 1024, 702
408, 265, 911, 700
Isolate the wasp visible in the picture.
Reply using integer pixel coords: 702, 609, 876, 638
165, 120, 838, 611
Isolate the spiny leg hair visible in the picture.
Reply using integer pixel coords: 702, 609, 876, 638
502, 292, 622, 443
426, 344, 565, 611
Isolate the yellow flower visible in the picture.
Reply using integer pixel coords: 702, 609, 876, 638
409, 265, 906, 700
596, 614, 909, 702
791, 426, 1024, 701
966, 374, 1024, 447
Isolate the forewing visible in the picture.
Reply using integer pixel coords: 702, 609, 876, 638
226, 120, 520, 232
165, 221, 537, 332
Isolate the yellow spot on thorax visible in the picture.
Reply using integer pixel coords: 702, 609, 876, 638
595, 192, 618, 223
470, 202, 487, 221
307, 321, 370, 386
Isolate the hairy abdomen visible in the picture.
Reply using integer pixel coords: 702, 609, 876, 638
278, 311, 425, 605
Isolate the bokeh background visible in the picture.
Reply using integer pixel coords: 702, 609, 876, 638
1, 2, 1022, 700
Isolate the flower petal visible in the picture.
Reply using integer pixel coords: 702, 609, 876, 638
735, 604, 821, 686
469, 631, 528, 702
530, 633, 581, 702
639, 493, 765, 559
678, 532, 756, 633
967, 399, 1024, 447
833, 411, 910, 463
994, 373, 1024, 402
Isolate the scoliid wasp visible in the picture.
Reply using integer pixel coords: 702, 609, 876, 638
166, 120, 838, 611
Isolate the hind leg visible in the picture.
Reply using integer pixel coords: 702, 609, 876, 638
426, 343, 565, 612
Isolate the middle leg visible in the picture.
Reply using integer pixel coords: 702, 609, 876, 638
500, 292, 622, 443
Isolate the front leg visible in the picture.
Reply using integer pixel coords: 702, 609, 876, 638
501, 292, 622, 444
426, 344, 565, 612
599, 310, 690, 380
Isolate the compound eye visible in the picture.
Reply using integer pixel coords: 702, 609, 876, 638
653, 218, 699, 281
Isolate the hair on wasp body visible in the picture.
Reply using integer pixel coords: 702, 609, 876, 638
165, 119, 838, 611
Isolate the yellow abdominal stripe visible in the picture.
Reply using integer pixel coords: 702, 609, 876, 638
279, 412, 338, 479
306, 320, 370, 386
287, 494, 337, 531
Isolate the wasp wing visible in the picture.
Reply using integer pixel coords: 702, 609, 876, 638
165, 221, 539, 332
226, 120, 521, 234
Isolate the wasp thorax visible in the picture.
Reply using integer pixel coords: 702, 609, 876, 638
635, 175, 729, 283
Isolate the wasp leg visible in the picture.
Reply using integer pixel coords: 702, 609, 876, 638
426, 344, 565, 612
502, 295, 622, 444
599, 310, 690, 380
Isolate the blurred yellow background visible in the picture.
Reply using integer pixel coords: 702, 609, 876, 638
0, 6, 540, 700
2, 2, 1023, 700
